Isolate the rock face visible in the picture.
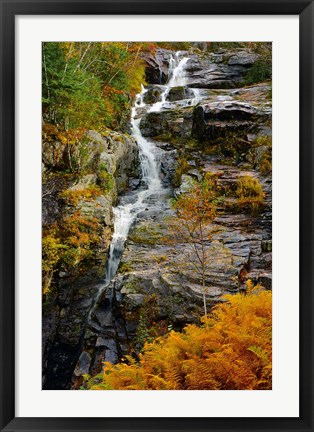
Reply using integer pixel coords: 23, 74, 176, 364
139, 84, 271, 146
192, 99, 270, 142
142, 49, 175, 84
185, 50, 258, 89
73, 48, 272, 385
140, 107, 194, 140
166, 86, 195, 102
141, 48, 259, 89
42, 129, 140, 389
43, 47, 272, 389
142, 85, 165, 104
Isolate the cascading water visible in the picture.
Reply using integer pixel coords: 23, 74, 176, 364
44, 51, 196, 389
101, 104, 163, 288
191, 88, 201, 105
149, 53, 190, 113
90, 52, 191, 313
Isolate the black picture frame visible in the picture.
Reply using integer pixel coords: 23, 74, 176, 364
0, 1, 313, 431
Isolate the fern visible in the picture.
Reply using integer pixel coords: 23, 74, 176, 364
90, 289, 272, 390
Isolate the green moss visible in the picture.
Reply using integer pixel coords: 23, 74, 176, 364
203, 129, 253, 160
184, 138, 199, 150
252, 135, 272, 175
97, 164, 114, 193
173, 156, 191, 188
152, 132, 178, 143
118, 262, 133, 274
114, 134, 125, 143
259, 158, 271, 175
128, 224, 163, 245
252, 135, 272, 148
122, 278, 141, 294
154, 255, 167, 264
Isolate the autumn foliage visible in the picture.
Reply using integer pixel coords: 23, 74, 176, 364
90, 287, 272, 390
42, 213, 102, 296
42, 42, 147, 131
165, 176, 220, 316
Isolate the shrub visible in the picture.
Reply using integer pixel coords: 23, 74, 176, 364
42, 232, 67, 296
91, 288, 272, 390
118, 262, 133, 274
42, 42, 146, 131
253, 135, 272, 148
244, 59, 272, 85
135, 294, 168, 348
235, 175, 265, 215
166, 178, 218, 316
58, 185, 102, 207
97, 167, 114, 193
259, 154, 272, 175
42, 213, 103, 296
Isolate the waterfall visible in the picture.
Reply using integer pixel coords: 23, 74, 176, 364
192, 88, 201, 105
90, 53, 191, 310
148, 53, 190, 113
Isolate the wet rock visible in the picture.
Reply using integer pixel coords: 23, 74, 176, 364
93, 307, 113, 328
142, 49, 175, 84
196, 101, 259, 120
140, 107, 193, 140
187, 169, 203, 181
73, 351, 91, 377
192, 100, 268, 142
247, 271, 272, 290
42, 128, 142, 389
143, 85, 165, 104
159, 149, 177, 186
185, 50, 259, 89
166, 86, 194, 102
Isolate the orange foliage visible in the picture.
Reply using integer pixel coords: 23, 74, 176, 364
42, 123, 86, 145
92, 288, 272, 390
59, 186, 102, 207
165, 178, 219, 316
103, 85, 125, 96
42, 212, 102, 280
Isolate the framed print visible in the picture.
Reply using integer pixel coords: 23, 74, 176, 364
0, 0, 313, 431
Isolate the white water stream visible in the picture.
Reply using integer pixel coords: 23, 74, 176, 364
148, 53, 190, 113
91, 52, 193, 309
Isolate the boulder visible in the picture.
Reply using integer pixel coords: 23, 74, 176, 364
42, 139, 66, 170
73, 351, 91, 377
166, 86, 194, 102
227, 51, 258, 66
194, 101, 258, 121
142, 48, 175, 84
184, 51, 259, 89
192, 101, 266, 142
140, 107, 193, 140
143, 85, 165, 104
